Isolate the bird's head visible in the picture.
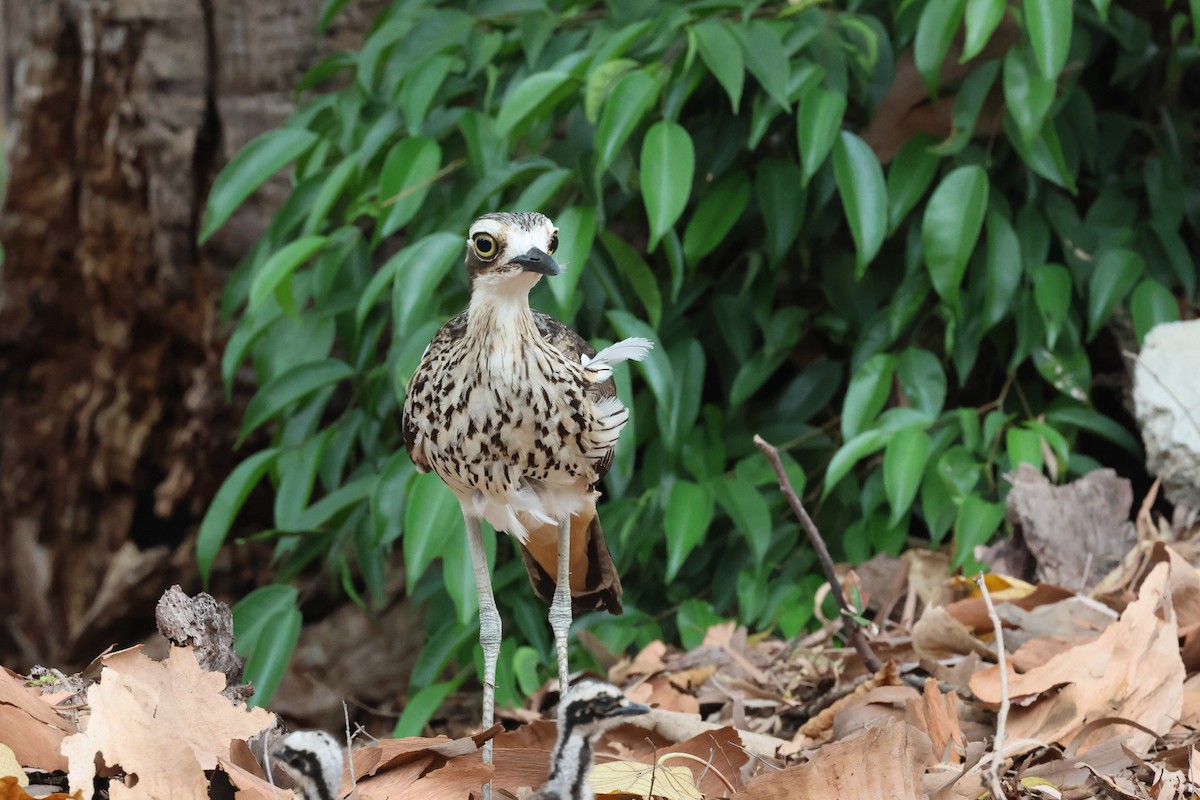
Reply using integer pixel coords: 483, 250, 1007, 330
466, 211, 561, 295
272, 730, 344, 800
557, 679, 650, 739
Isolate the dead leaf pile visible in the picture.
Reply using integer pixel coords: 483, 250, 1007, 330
4, 471, 1200, 799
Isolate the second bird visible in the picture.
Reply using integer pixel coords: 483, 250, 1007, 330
402, 211, 651, 760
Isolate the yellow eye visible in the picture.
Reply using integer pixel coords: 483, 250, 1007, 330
473, 233, 498, 259
548, 233, 559, 254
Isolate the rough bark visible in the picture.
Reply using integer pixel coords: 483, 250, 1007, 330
0, 0, 384, 669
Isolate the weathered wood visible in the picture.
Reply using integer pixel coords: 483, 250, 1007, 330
0, 0, 383, 669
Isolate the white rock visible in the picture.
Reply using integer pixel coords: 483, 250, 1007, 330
1132, 319, 1200, 511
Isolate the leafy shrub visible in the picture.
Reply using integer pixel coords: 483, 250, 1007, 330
199, 0, 1197, 712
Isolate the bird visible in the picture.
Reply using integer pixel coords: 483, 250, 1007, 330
529, 679, 651, 800
271, 730, 345, 800
401, 211, 652, 770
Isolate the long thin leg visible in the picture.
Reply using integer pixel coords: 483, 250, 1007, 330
547, 516, 572, 691
466, 515, 499, 800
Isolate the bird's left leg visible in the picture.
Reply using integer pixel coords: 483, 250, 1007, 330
466, 514, 500, 798
547, 516, 572, 691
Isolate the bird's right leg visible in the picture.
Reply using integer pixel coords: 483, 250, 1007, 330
466, 515, 500, 799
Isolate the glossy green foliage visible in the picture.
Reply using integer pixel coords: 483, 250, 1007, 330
201, 0, 1199, 707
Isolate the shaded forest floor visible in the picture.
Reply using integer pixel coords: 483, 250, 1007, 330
3, 471, 1200, 800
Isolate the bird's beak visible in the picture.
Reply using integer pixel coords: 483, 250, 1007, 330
511, 247, 561, 276
609, 700, 651, 718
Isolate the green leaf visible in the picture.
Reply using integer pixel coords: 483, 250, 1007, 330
403, 471, 462, 587
922, 165, 989, 311
241, 360, 354, 442
833, 132, 888, 277
1031, 263, 1072, 349
738, 21, 791, 108
658, 340, 705, 454
952, 496, 1005, 569
378, 138, 442, 237
600, 232, 662, 330
441, 513, 479, 626
496, 70, 571, 134
664, 480, 714, 581
884, 427, 933, 526
640, 121, 695, 249
201, 128, 319, 242
842, 353, 897, 440
548, 206, 597, 313
1088, 249, 1144, 340
197, 449, 280, 585
715, 476, 772, 565
398, 56, 455, 134
595, 70, 659, 175
694, 21, 744, 111
302, 158, 358, 236
1002, 46, 1055, 148
887, 134, 939, 231
1045, 405, 1142, 458
929, 59, 1001, 157
392, 680, 458, 738
962, 0, 1007, 61
274, 432, 332, 532
982, 210, 1023, 330
247, 235, 332, 315
585, 59, 639, 124
1032, 343, 1090, 402
797, 86, 847, 184
683, 172, 751, 266
823, 429, 889, 499
295, 475, 375, 531
896, 348, 947, 418
233, 585, 302, 707
392, 233, 463, 336
1023, 0, 1072, 80
914, 0, 968, 95
1006, 426, 1043, 470
1130, 280, 1180, 343
756, 159, 806, 264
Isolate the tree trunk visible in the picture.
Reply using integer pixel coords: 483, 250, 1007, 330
0, 0, 383, 669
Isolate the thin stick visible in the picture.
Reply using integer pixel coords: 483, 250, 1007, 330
975, 574, 1009, 800
753, 435, 883, 673
343, 699, 357, 791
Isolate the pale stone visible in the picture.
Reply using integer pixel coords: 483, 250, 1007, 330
1133, 319, 1200, 511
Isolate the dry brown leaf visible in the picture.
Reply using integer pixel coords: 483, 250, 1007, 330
970, 562, 1183, 755
217, 754, 295, 800
589, 758, 702, 800
912, 605, 994, 660
62, 646, 275, 800
737, 720, 933, 799
905, 680, 964, 764
0, 670, 73, 770
628, 676, 700, 714
360, 755, 492, 800
941, 584, 1075, 634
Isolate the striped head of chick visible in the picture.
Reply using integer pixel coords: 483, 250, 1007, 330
557, 678, 650, 738
272, 730, 344, 800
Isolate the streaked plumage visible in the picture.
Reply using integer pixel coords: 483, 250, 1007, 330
529, 679, 650, 800
402, 211, 649, 613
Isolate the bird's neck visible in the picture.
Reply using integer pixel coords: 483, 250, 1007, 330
544, 725, 595, 800
466, 275, 540, 342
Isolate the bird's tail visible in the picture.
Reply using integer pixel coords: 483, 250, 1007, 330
518, 507, 623, 615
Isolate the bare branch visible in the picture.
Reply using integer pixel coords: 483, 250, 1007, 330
753, 434, 883, 674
